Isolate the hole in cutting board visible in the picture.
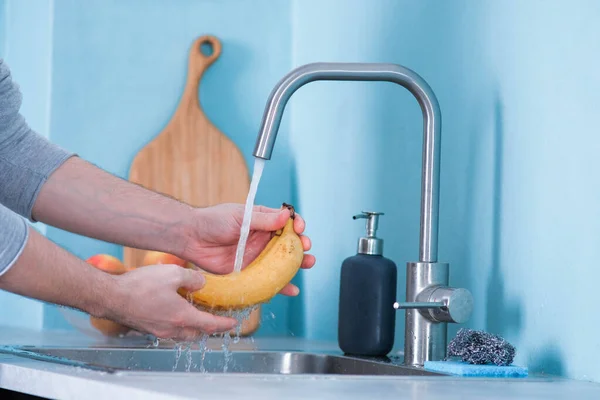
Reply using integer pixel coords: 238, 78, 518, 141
200, 41, 214, 57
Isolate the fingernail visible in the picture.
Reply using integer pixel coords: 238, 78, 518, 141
190, 269, 205, 285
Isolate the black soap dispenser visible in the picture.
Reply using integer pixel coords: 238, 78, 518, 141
338, 211, 397, 357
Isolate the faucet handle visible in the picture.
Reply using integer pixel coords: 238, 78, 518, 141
394, 301, 445, 309
394, 286, 474, 324
421, 286, 473, 324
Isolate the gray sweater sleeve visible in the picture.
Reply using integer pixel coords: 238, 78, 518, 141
0, 58, 74, 275
0, 203, 29, 277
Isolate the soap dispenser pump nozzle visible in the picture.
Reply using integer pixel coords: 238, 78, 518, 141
353, 211, 384, 256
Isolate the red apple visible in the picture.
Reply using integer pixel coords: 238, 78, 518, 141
141, 251, 187, 267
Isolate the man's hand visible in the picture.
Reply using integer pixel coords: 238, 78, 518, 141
0, 227, 237, 341
179, 203, 316, 296
107, 265, 237, 340
32, 158, 316, 296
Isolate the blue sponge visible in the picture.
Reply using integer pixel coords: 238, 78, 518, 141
423, 328, 528, 377
424, 360, 528, 377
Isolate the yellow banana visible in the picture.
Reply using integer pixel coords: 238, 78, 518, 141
179, 204, 304, 311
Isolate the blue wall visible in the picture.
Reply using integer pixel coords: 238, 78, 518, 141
290, 0, 600, 382
479, 0, 600, 381
2, 0, 600, 383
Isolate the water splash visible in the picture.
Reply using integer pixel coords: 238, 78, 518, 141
209, 306, 258, 344
234, 307, 257, 342
262, 310, 278, 330
210, 306, 258, 371
198, 334, 209, 373
221, 331, 233, 372
167, 305, 261, 373
233, 158, 266, 273
172, 343, 183, 371
184, 342, 194, 372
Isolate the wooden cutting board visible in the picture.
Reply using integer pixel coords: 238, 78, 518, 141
123, 35, 261, 336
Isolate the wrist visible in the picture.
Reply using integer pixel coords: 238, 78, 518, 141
82, 270, 120, 319
133, 196, 195, 258
165, 204, 197, 259
176, 207, 204, 262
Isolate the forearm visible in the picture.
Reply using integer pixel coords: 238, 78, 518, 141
1, 60, 190, 256
32, 156, 193, 256
0, 225, 115, 319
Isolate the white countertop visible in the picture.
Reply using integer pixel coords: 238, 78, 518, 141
0, 326, 599, 400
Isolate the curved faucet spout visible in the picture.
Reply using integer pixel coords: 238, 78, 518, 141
252, 62, 441, 263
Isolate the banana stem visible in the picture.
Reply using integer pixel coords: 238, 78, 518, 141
282, 202, 296, 219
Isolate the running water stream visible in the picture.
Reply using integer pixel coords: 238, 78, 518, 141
169, 158, 265, 372
233, 158, 266, 273
171, 158, 267, 372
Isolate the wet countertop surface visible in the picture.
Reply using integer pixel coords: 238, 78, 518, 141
0, 326, 600, 400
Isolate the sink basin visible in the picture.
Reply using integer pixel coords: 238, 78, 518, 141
1, 346, 445, 377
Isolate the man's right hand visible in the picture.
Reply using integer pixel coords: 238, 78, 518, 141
105, 265, 237, 341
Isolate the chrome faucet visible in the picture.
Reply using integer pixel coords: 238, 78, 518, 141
251, 62, 473, 367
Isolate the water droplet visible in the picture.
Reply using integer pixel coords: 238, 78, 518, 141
184, 343, 194, 372
172, 344, 183, 371
197, 333, 209, 373
221, 332, 233, 373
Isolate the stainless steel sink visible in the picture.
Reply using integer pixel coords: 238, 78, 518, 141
1, 346, 445, 376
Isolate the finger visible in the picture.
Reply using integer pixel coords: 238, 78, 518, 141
252, 205, 280, 213
300, 235, 311, 251
301, 254, 316, 269
250, 208, 290, 231
279, 283, 300, 296
171, 327, 203, 342
173, 267, 206, 291
186, 307, 238, 334
293, 214, 306, 234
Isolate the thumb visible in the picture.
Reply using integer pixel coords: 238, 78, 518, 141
173, 267, 206, 292
250, 208, 290, 232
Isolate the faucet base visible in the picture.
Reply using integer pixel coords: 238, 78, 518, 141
403, 262, 449, 367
